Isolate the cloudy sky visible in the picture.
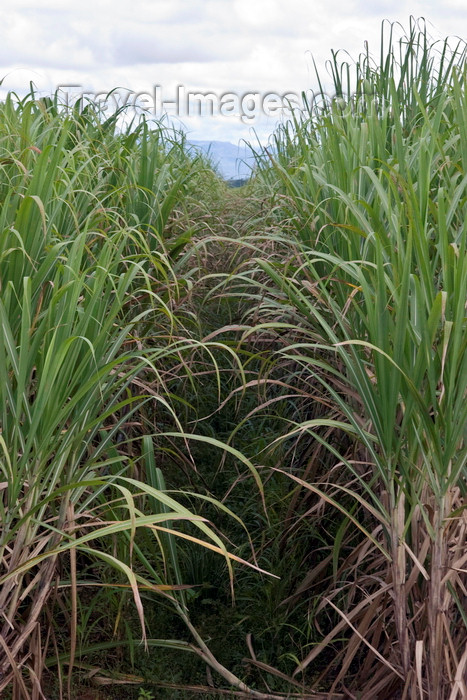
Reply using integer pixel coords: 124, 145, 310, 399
2, 0, 467, 144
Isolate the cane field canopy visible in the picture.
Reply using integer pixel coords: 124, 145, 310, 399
0, 19, 466, 700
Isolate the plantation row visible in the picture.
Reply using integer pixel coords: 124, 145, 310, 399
0, 20, 466, 700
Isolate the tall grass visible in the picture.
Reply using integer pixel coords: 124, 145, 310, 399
248, 18, 467, 698
1, 21, 466, 699
0, 93, 267, 699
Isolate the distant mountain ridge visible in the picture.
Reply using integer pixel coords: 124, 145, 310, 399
188, 140, 254, 181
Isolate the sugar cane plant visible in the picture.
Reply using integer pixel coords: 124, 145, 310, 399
1, 18, 466, 700
0, 93, 267, 699
245, 17, 467, 698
